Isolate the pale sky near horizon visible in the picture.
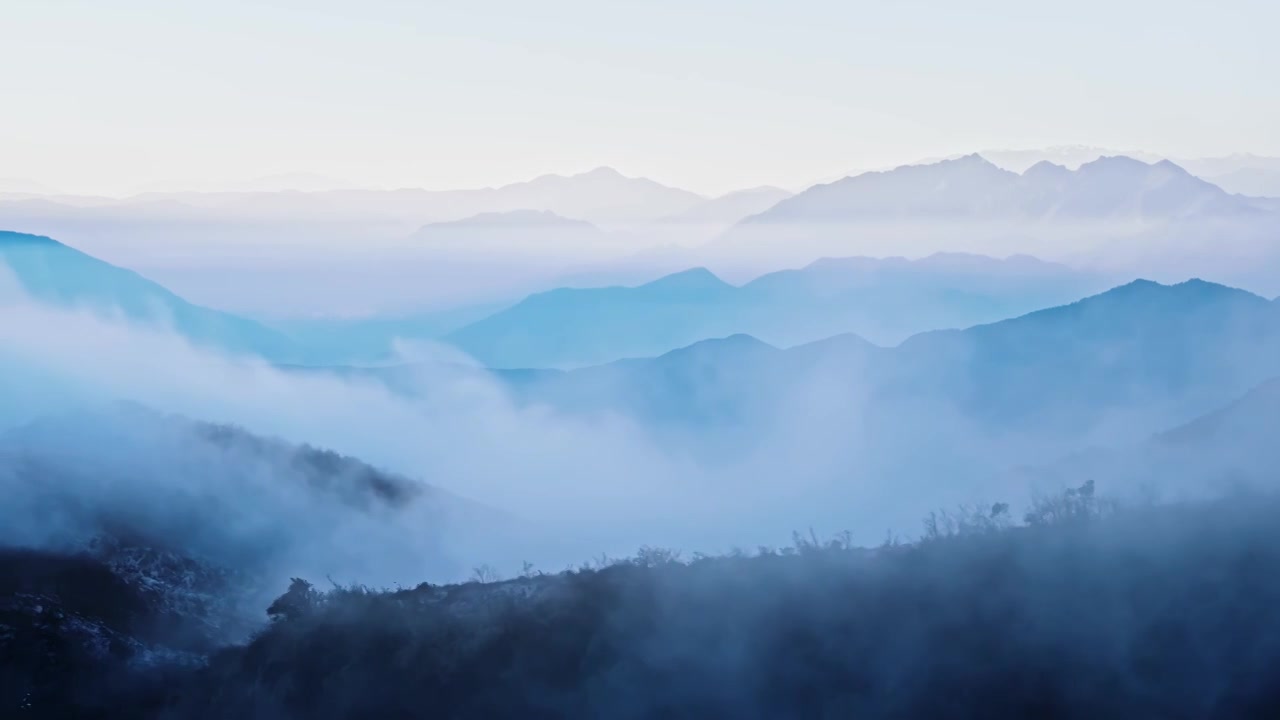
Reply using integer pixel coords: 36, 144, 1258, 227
3, 0, 1277, 197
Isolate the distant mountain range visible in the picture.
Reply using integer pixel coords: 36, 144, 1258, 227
4, 230, 1120, 369
8, 224, 1280, 550
742, 155, 1261, 225
1, 229, 530, 366
5, 153, 1275, 237
3, 166, 710, 229
298, 278, 1280, 482
505, 278, 1280, 451
8, 228, 1274, 458
445, 253, 1113, 367
958, 146, 1163, 173
423, 166, 706, 226
712, 155, 1280, 293
0, 169, 794, 245
7, 153, 1280, 316
938, 146, 1280, 198
414, 275, 1280, 535
926, 146, 1280, 197
0, 169, 785, 314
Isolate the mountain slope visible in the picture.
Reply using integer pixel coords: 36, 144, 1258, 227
0, 404, 496, 587
269, 278, 1280, 541
752, 154, 1021, 222
0, 231, 299, 361
446, 268, 738, 368
0, 404, 511, 715
509, 278, 1280, 448
1027, 376, 1280, 496
885, 278, 1280, 436
445, 253, 1109, 367
1040, 157, 1245, 217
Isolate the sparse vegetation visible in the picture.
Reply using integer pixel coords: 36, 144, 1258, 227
6, 484, 1280, 718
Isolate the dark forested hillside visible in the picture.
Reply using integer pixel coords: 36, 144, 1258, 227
0, 405, 507, 607
6, 485, 1280, 719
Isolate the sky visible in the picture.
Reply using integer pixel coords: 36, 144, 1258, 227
3, 0, 1278, 197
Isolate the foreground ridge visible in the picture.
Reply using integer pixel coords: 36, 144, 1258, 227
6, 484, 1280, 718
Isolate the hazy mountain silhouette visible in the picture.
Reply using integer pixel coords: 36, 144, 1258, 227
969, 145, 1163, 172
1208, 168, 1280, 198
0, 172, 710, 320
445, 253, 1110, 367
115, 166, 706, 227
884, 278, 1280, 436
1190, 162, 1280, 198
973, 147, 1280, 198
1158, 376, 1280, 449
763, 154, 1023, 221
409, 210, 624, 256
741, 155, 1257, 225
487, 167, 705, 225
502, 332, 883, 438
1025, 376, 1280, 497
712, 156, 1280, 292
658, 186, 793, 225
0, 231, 299, 361
445, 267, 733, 368
0, 229, 533, 365
507, 278, 1280, 450
8, 158, 1280, 317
